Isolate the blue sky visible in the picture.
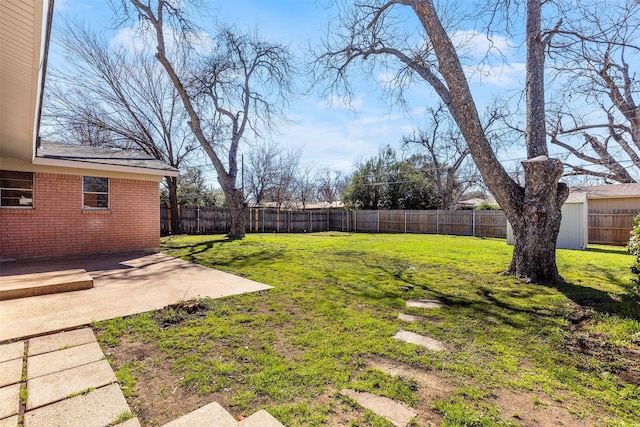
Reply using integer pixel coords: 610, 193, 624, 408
50, 0, 530, 178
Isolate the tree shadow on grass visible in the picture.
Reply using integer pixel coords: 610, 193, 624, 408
164, 237, 285, 270
551, 279, 640, 321
584, 246, 629, 256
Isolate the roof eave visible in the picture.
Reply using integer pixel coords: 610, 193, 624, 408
32, 156, 179, 177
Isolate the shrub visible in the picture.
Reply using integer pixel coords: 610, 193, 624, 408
628, 214, 640, 284
475, 201, 499, 210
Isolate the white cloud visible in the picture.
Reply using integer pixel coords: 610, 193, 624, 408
54, 0, 71, 11
110, 26, 213, 57
464, 61, 526, 87
450, 30, 513, 60
316, 94, 365, 111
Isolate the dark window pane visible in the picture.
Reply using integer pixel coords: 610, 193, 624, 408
1, 190, 33, 207
0, 170, 33, 189
95, 194, 108, 208
83, 193, 109, 209
83, 177, 108, 193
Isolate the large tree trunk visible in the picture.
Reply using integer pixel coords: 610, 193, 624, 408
506, 157, 569, 283
166, 176, 181, 235
503, 0, 569, 283
226, 188, 246, 239
413, 0, 568, 283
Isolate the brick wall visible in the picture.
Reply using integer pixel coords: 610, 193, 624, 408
0, 172, 160, 260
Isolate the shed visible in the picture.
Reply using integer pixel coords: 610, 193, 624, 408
507, 190, 588, 250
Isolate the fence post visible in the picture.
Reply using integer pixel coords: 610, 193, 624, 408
262, 207, 265, 232
309, 211, 312, 232
377, 210, 380, 233
436, 211, 439, 235
354, 211, 357, 232
472, 210, 476, 237
196, 206, 200, 234
404, 210, 407, 234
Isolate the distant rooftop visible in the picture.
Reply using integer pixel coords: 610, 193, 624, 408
36, 142, 178, 176
570, 183, 640, 199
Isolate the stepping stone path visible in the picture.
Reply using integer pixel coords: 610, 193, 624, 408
0, 328, 283, 427
343, 298, 450, 426
163, 401, 283, 427
393, 330, 447, 351
340, 389, 418, 427
405, 299, 446, 309
397, 299, 448, 351
397, 313, 425, 323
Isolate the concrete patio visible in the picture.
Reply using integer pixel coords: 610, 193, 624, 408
0, 251, 272, 342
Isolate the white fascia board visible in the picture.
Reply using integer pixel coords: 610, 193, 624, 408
32, 156, 179, 177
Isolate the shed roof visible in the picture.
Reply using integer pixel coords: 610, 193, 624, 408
34, 142, 179, 176
570, 183, 640, 200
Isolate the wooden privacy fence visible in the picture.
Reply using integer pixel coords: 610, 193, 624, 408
161, 206, 507, 238
329, 209, 508, 238
161, 206, 636, 245
588, 212, 637, 245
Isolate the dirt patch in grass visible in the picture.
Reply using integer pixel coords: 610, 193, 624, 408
564, 306, 640, 387
365, 355, 450, 425
492, 389, 587, 427
104, 338, 211, 426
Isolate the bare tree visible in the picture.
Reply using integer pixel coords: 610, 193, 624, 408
268, 148, 301, 209
295, 162, 321, 209
403, 104, 489, 209
547, 0, 640, 184
245, 142, 281, 206
317, 169, 348, 208
313, 0, 569, 283
245, 142, 301, 208
43, 23, 198, 234
114, 1, 295, 238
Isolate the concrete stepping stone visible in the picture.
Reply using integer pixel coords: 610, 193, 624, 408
0, 342, 23, 363
23, 383, 131, 427
393, 330, 446, 351
0, 359, 22, 388
162, 402, 238, 427
0, 384, 20, 420
28, 328, 96, 356
239, 409, 284, 426
27, 341, 104, 378
398, 313, 426, 323
115, 418, 142, 427
0, 415, 18, 427
406, 299, 445, 309
27, 359, 116, 410
340, 389, 417, 427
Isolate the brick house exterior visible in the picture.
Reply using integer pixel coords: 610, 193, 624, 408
0, 1, 178, 260
1, 173, 162, 259
1, 142, 178, 261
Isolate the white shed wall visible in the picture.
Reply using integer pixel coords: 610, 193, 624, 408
506, 200, 588, 250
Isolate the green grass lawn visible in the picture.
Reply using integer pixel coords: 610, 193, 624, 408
93, 233, 640, 426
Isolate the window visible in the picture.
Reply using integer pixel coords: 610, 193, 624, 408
0, 170, 33, 207
83, 176, 109, 209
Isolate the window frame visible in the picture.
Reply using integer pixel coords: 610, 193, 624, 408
82, 176, 110, 210
0, 170, 34, 209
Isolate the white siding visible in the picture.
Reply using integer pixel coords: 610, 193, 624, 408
506, 197, 588, 250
